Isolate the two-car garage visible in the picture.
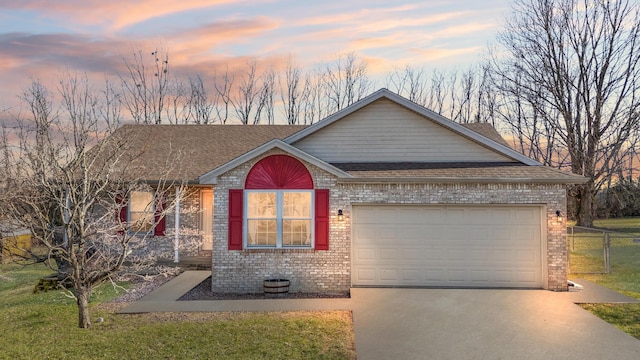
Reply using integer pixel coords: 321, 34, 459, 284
351, 205, 544, 288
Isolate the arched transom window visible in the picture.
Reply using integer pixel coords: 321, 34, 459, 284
227, 155, 329, 251
245, 155, 314, 248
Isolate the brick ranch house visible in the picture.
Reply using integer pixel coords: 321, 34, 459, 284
112, 88, 586, 293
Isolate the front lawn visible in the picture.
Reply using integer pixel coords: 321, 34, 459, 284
0, 263, 356, 360
580, 303, 640, 340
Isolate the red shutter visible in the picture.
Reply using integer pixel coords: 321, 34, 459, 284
154, 193, 166, 236
315, 189, 329, 250
228, 189, 244, 250
116, 193, 128, 235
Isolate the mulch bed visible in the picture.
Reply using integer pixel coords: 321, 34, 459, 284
178, 276, 350, 301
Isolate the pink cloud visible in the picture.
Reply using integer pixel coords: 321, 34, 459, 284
168, 17, 281, 63
411, 46, 484, 62
2, 0, 246, 31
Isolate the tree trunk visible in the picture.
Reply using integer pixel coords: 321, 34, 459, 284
575, 183, 594, 227
77, 287, 92, 329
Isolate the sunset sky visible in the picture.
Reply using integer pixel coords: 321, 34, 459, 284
0, 0, 511, 118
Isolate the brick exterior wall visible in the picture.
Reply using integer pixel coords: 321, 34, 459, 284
212, 149, 569, 293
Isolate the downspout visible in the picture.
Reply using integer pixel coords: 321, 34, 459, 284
174, 187, 180, 263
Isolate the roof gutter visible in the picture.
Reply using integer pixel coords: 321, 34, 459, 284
336, 176, 589, 185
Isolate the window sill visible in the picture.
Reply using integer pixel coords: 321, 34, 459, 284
243, 248, 315, 253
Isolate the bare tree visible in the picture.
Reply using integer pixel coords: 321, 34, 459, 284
233, 59, 261, 124
385, 65, 429, 106
187, 74, 214, 124
213, 67, 234, 124
119, 48, 171, 124
279, 57, 304, 124
302, 70, 327, 124
1, 76, 188, 328
426, 69, 447, 115
491, 0, 640, 226
257, 68, 276, 125
324, 53, 372, 113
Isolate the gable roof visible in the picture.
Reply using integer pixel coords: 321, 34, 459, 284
105, 124, 306, 182
284, 88, 538, 165
199, 139, 352, 184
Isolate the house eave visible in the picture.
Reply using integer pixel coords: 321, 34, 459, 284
337, 176, 589, 185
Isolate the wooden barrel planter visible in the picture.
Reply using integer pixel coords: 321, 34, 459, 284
263, 279, 290, 295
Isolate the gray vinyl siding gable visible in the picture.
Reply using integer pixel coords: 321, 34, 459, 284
292, 99, 514, 163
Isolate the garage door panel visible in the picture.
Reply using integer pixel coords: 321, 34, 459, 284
402, 269, 421, 281
516, 250, 538, 263
379, 268, 398, 281
444, 208, 465, 222
398, 225, 442, 241
426, 268, 447, 281
469, 269, 490, 281
355, 248, 376, 262
396, 208, 423, 224
354, 226, 379, 242
380, 248, 398, 260
514, 208, 539, 222
470, 249, 490, 261
352, 205, 543, 288
493, 249, 512, 261
354, 268, 376, 282
446, 249, 466, 261
421, 208, 446, 223
400, 248, 423, 261
424, 249, 445, 260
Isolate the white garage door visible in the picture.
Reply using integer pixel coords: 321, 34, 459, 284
352, 205, 543, 288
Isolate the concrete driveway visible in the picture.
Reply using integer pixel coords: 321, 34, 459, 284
352, 284, 640, 360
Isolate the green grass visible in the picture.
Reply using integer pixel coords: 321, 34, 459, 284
593, 217, 640, 235
569, 217, 640, 298
569, 217, 640, 341
580, 303, 640, 340
0, 264, 356, 360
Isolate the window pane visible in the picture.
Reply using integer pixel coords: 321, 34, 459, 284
247, 220, 277, 246
247, 192, 276, 218
283, 192, 311, 218
130, 212, 153, 232
131, 191, 153, 212
283, 220, 311, 246
130, 191, 154, 232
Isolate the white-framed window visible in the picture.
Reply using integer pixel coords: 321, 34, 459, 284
129, 191, 154, 233
245, 190, 313, 248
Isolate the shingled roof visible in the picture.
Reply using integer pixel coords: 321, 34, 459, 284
460, 123, 511, 148
332, 162, 587, 184
97, 120, 583, 184
104, 124, 307, 182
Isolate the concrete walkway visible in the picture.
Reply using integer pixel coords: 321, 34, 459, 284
564, 278, 640, 303
119, 273, 640, 359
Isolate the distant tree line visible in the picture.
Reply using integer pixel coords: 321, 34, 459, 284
594, 178, 640, 219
